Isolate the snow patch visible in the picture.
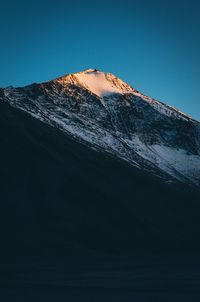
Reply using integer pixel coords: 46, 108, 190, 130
151, 145, 200, 185
74, 70, 130, 97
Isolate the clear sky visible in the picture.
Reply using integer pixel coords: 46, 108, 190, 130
0, 0, 199, 121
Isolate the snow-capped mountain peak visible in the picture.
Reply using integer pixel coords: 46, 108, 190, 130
57, 69, 134, 97
1, 69, 200, 187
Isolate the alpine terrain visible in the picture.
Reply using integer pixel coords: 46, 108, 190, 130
1, 69, 200, 300
1, 69, 200, 187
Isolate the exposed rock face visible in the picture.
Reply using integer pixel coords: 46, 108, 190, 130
1, 69, 200, 186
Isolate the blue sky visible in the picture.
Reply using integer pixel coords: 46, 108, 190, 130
0, 0, 199, 120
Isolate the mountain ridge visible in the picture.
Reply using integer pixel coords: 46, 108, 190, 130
1, 69, 200, 187
1, 73, 200, 298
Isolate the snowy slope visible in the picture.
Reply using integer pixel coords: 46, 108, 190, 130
72, 69, 134, 97
1, 69, 200, 187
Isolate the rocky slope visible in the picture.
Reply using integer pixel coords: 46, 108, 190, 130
1, 69, 200, 187
1, 75, 200, 301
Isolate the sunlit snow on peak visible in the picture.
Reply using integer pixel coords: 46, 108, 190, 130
73, 70, 133, 97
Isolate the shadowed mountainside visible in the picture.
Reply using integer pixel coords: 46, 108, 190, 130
0, 101, 200, 263
1, 101, 200, 300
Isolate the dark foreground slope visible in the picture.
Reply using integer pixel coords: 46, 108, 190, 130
0, 101, 200, 301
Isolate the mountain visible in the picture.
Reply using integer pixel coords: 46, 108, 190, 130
0, 100, 200, 260
1, 69, 200, 188
1, 71, 200, 300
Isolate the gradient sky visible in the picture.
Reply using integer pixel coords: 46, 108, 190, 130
0, 0, 199, 120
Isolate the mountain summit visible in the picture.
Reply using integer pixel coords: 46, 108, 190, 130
59, 69, 135, 97
1, 69, 200, 187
